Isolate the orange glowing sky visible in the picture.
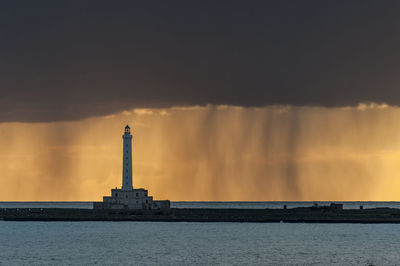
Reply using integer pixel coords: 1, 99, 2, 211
1, 104, 400, 201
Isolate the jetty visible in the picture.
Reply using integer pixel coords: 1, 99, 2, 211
2, 207, 400, 223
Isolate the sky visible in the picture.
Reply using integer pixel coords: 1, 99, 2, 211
2, 1, 400, 200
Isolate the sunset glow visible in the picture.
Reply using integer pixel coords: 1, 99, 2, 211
1, 104, 400, 201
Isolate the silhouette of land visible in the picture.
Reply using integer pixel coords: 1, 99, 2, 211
2, 207, 400, 223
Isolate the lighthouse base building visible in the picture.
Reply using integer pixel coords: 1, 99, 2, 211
94, 188, 170, 210
94, 125, 170, 210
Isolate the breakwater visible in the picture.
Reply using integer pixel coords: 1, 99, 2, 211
2, 207, 400, 223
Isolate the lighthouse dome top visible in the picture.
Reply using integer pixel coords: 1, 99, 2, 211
124, 125, 131, 134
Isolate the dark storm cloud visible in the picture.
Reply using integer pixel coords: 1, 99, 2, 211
1, 1, 400, 122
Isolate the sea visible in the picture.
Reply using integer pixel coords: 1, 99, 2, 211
1, 201, 400, 265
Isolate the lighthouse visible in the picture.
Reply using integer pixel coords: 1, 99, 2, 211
94, 125, 170, 210
122, 125, 133, 191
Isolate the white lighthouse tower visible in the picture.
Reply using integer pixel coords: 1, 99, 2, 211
122, 125, 133, 191
94, 125, 170, 210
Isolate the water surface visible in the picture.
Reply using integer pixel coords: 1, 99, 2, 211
1, 221, 399, 265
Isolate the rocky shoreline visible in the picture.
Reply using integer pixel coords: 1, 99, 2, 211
2, 207, 400, 223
